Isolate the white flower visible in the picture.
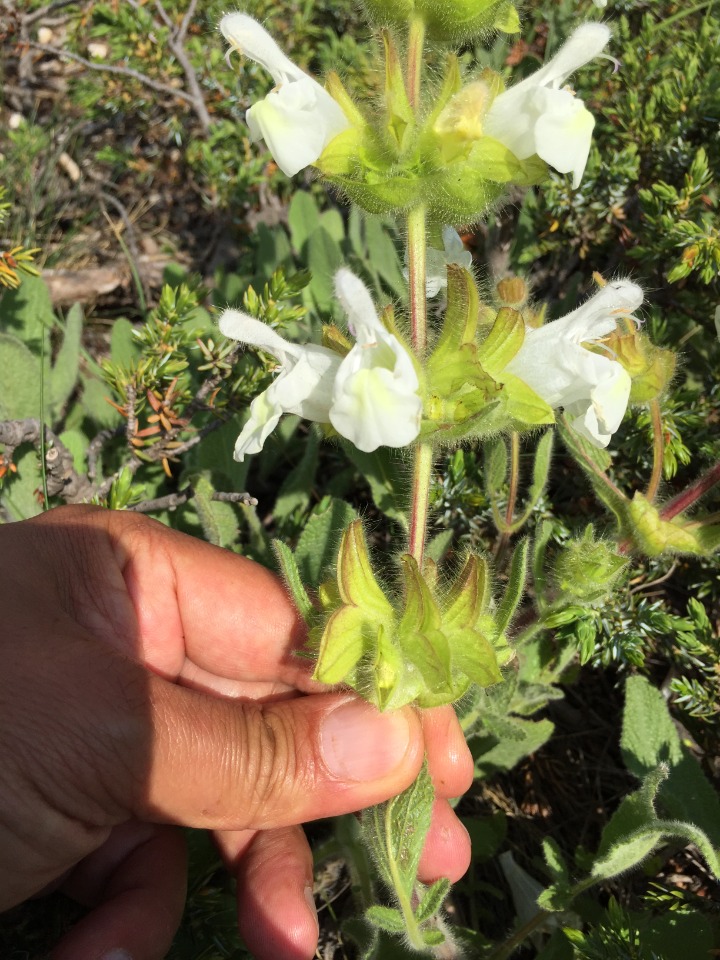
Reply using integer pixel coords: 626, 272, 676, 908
218, 311, 341, 461
220, 12, 349, 177
331, 269, 422, 452
424, 227, 474, 298
218, 271, 422, 458
485, 23, 612, 188
505, 280, 644, 447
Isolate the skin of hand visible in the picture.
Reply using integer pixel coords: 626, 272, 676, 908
0, 505, 474, 960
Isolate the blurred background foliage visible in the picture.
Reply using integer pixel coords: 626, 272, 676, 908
1, 0, 719, 957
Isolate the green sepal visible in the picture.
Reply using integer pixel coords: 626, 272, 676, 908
494, 2, 521, 33
337, 520, 395, 613
382, 30, 416, 153
626, 492, 703, 557
477, 307, 525, 377
466, 136, 547, 187
325, 70, 367, 127
501, 374, 556, 426
431, 263, 480, 357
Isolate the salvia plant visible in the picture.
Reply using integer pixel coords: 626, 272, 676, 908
207, 2, 720, 956
2, 1, 720, 957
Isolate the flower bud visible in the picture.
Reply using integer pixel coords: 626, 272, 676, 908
553, 525, 626, 606
362, 0, 521, 43
495, 276, 529, 310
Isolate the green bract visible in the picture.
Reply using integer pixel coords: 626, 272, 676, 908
362, 0, 521, 43
312, 521, 506, 709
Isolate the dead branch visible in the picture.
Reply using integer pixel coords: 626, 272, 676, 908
0, 419, 94, 502
128, 486, 256, 514
27, 41, 211, 132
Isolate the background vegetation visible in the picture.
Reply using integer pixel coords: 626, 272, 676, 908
1, 0, 719, 956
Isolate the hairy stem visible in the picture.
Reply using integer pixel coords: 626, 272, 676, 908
660, 461, 720, 521
646, 399, 664, 502
406, 203, 432, 564
407, 15, 425, 111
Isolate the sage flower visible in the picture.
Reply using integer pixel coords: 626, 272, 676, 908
505, 280, 644, 447
220, 12, 349, 177
425, 227, 474, 298
218, 270, 422, 458
218, 312, 341, 461
485, 23, 612, 188
331, 269, 422, 452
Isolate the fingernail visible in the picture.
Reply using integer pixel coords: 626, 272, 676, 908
100, 951, 133, 960
320, 699, 412, 781
304, 884, 319, 932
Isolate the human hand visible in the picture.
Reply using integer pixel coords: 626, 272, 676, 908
0, 505, 473, 960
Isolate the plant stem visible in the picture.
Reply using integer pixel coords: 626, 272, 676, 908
406, 203, 432, 565
407, 15, 425, 111
660, 461, 720, 521
385, 809, 426, 950
409, 442, 434, 564
505, 431, 520, 528
408, 204, 427, 353
646, 399, 664, 503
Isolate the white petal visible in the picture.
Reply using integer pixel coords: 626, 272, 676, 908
233, 390, 283, 461
220, 12, 303, 86
334, 268, 383, 343
531, 88, 595, 189
330, 366, 422, 451
557, 280, 644, 340
218, 309, 301, 362
272, 347, 340, 422
247, 86, 333, 176
442, 226, 473, 269
526, 23, 612, 90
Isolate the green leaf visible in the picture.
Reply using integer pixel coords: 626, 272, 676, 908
0, 333, 42, 420
0, 273, 54, 350
415, 878, 451, 924
622, 676, 720, 846
295, 497, 358, 587
496, 537, 529, 635
273, 430, 319, 522
365, 905, 406, 935
191, 473, 239, 549
307, 227, 344, 313
471, 716, 554, 779
621, 675, 682, 776
513, 431, 553, 529
484, 437, 507, 502
273, 539, 314, 624
362, 761, 435, 901
288, 191, 321, 253
110, 317, 141, 367
343, 444, 408, 528
49, 303, 83, 419
542, 837, 569, 885
1, 447, 43, 520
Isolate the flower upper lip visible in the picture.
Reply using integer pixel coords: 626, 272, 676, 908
220, 11, 350, 178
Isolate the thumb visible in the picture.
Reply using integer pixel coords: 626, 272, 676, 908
134, 679, 424, 829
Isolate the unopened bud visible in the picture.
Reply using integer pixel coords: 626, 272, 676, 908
495, 276, 529, 309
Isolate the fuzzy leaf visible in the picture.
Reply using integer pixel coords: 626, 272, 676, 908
365, 905, 406, 935
496, 537, 529, 635
295, 497, 358, 588
49, 303, 83, 419
273, 540, 314, 624
363, 761, 434, 899
415, 878, 451, 924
